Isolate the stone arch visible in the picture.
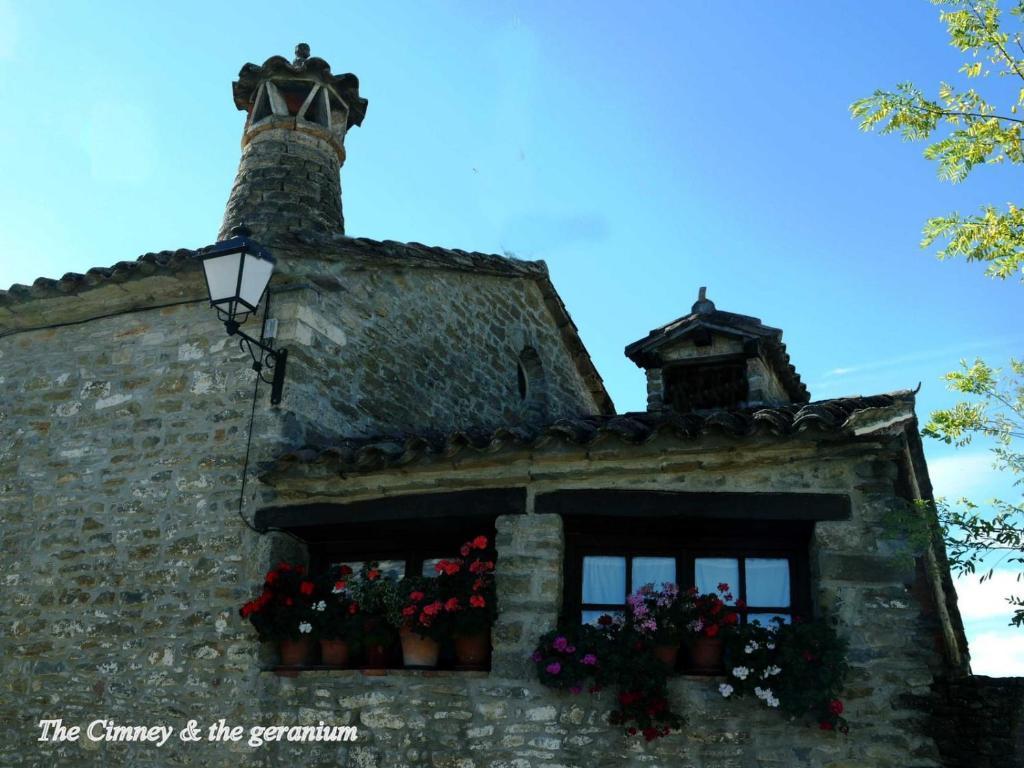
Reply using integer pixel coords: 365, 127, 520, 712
517, 346, 548, 422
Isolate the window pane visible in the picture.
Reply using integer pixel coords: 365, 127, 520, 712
632, 557, 676, 592
422, 558, 443, 577
583, 556, 626, 604
582, 610, 622, 626
377, 560, 406, 581
695, 558, 739, 602
745, 558, 790, 607
747, 613, 789, 628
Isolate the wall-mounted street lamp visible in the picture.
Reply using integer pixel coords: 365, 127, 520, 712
199, 227, 288, 405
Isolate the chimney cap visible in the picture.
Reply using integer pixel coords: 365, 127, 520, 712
691, 286, 715, 315
232, 47, 368, 130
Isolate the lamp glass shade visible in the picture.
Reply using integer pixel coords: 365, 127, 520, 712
239, 252, 274, 310
202, 250, 243, 306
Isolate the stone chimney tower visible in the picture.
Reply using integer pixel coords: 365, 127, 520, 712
219, 44, 368, 241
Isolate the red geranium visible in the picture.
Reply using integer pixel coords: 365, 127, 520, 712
299, 581, 315, 596
469, 595, 486, 608
366, 569, 380, 581
409, 591, 425, 602
445, 597, 460, 612
473, 535, 488, 549
829, 699, 844, 715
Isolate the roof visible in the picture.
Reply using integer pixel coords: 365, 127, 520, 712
624, 289, 809, 403
267, 391, 918, 477
0, 235, 613, 414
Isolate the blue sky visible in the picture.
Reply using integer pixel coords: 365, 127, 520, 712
0, 1, 1020, 672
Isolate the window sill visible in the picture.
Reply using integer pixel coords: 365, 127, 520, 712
261, 666, 490, 678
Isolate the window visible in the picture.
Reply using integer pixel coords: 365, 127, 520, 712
307, 517, 497, 583
516, 346, 548, 420
663, 358, 749, 411
564, 516, 811, 627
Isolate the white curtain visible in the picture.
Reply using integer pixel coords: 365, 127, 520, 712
745, 558, 790, 607
695, 558, 739, 602
583, 556, 625, 604
632, 557, 676, 592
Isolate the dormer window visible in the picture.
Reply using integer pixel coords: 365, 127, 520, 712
625, 287, 808, 414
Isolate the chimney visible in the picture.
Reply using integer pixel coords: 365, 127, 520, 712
219, 43, 368, 242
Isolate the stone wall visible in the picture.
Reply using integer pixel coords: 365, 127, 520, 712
220, 124, 347, 241
267, 256, 601, 440
930, 675, 1024, 768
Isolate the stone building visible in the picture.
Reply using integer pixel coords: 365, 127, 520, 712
1, 45, 1020, 768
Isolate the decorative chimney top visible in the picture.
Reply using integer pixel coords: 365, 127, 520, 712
219, 44, 368, 241
230, 43, 368, 137
691, 286, 715, 315
624, 289, 808, 412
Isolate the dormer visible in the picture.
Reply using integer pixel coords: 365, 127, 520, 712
624, 288, 809, 412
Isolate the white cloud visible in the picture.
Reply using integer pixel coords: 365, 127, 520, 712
927, 453, 1000, 500
968, 631, 1024, 677
955, 571, 1022, 621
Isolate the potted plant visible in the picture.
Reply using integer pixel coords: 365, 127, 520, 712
348, 561, 398, 669
312, 564, 360, 668
626, 582, 692, 669
684, 582, 740, 673
719, 615, 850, 732
435, 534, 497, 669
531, 621, 684, 741
239, 562, 317, 671
390, 576, 446, 668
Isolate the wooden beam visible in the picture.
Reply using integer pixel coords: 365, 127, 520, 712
534, 489, 850, 521
255, 487, 527, 532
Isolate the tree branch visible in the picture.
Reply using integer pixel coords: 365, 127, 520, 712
968, 2, 1024, 85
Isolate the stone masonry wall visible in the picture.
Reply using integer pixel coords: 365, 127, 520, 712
930, 675, 1024, 768
220, 126, 346, 241
268, 259, 600, 440
1, 306, 958, 768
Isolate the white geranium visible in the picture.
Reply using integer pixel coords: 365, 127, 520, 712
718, 683, 734, 698
763, 665, 781, 678
331, 584, 344, 594
766, 695, 780, 708
298, 622, 312, 634
744, 641, 759, 654
313, 600, 326, 612
754, 686, 769, 699
731, 666, 750, 680
766, 642, 776, 650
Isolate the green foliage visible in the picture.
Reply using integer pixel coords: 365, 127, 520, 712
722, 618, 851, 732
922, 358, 1024, 626
312, 564, 363, 642
851, 0, 1024, 281
531, 621, 684, 742
854, 1, 1024, 627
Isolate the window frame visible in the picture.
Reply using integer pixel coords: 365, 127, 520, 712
563, 515, 812, 626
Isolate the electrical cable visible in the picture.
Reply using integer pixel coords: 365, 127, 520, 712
0, 298, 205, 340
233, 290, 305, 545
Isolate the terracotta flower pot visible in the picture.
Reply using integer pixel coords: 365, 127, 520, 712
653, 643, 680, 669
320, 639, 351, 668
400, 627, 440, 669
688, 636, 725, 674
454, 630, 491, 669
279, 637, 312, 668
